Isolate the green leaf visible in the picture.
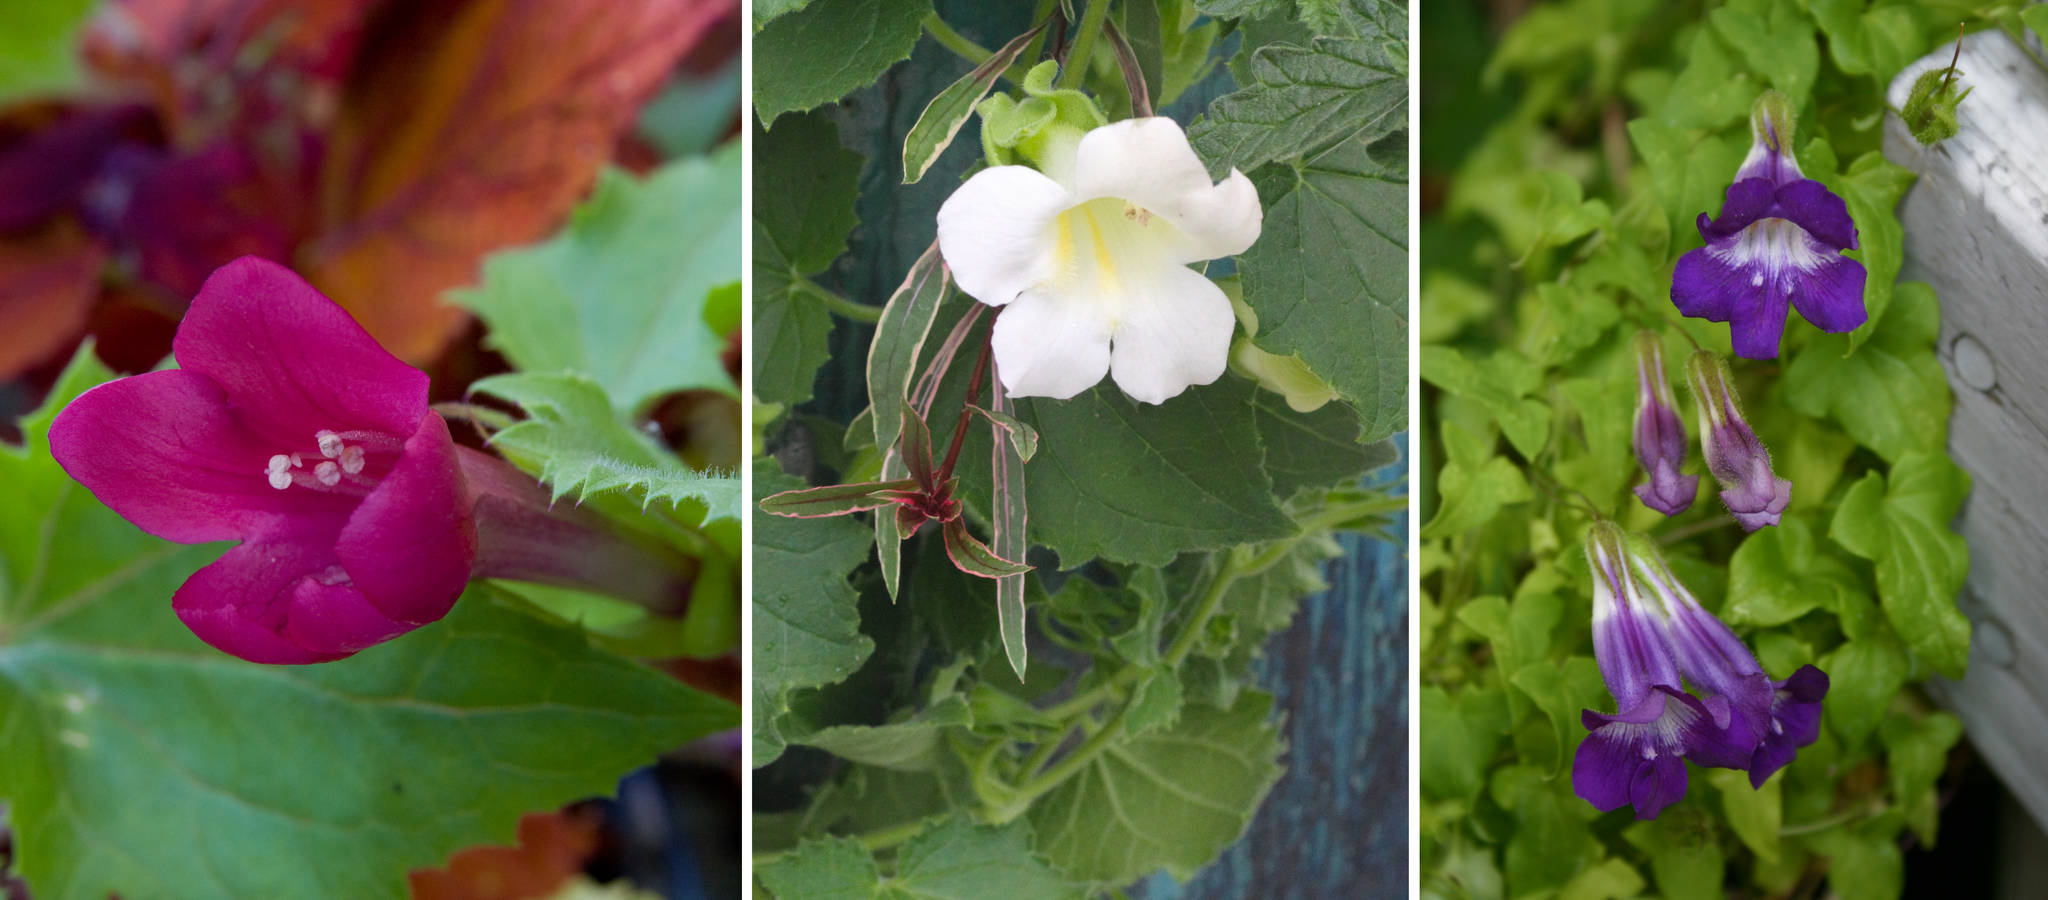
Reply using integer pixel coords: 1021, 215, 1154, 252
1423, 422, 1533, 540
1507, 656, 1603, 775
755, 837, 880, 898
0, 351, 734, 899
757, 817, 1078, 899
1828, 454, 1972, 678
754, 0, 817, 31
470, 372, 741, 523
1712, 767, 1782, 864
2026, 7, 2048, 48
753, 0, 933, 124
754, 111, 864, 408
1784, 282, 1946, 462
1420, 345, 1548, 459
972, 379, 1295, 568
867, 244, 950, 455
1252, 388, 1393, 499
1708, 3, 1818, 107
988, 388, 1031, 681
1419, 685, 1506, 803
788, 695, 974, 772
971, 404, 1040, 465
903, 23, 1047, 183
1809, 0, 1932, 82
752, 460, 877, 765
1725, 517, 1861, 627
1624, 813, 1727, 900
1240, 131, 1408, 439
451, 151, 741, 415
1558, 857, 1645, 900
1028, 690, 1282, 884
0, 0, 94, 104
1818, 628, 1910, 746
1808, 822, 1904, 900
1881, 711, 1961, 844
1122, 667, 1186, 737
1187, 4, 1407, 175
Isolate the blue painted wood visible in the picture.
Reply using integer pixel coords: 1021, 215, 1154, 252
804, 5, 1410, 896
1139, 441, 1410, 900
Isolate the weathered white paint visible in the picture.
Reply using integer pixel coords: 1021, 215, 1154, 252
1884, 30, 2048, 832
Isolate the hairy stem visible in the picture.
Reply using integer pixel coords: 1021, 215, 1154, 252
1058, 0, 1112, 88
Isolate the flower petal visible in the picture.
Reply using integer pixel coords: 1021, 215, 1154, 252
1107, 264, 1235, 404
1698, 179, 1776, 242
990, 288, 1112, 400
1774, 179, 1857, 251
174, 538, 413, 664
50, 368, 358, 544
334, 412, 477, 624
1787, 251, 1868, 335
1629, 754, 1689, 820
935, 165, 1072, 307
1071, 117, 1261, 262
173, 256, 429, 442
1670, 245, 1743, 324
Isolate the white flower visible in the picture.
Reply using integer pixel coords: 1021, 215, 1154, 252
935, 117, 1262, 405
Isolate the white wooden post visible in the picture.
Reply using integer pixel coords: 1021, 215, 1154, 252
1884, 30, 2048, 830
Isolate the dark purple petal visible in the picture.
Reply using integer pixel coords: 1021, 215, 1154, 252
1787, 251, 1868, 335
1671, 245, 1743, 324
1750, 665, 1829, 787
173, 537, 414, 664
334, 412, 477, 625
1727, 287, 1793, 360
173, 257, 429, 445
1699, 179, 1777, 242
1629, 754, 1690, 820
49, 368, 357, 544
1774, 179, 1857, 251
1576, 687, 1729, 819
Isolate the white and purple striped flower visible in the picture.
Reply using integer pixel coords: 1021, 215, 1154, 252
1686, 351, 1790, 532
1631, 332, 1698, 516
1574, 523, 1755, 819
1573, 524, 1830, 817
1671, 91, 1866, 360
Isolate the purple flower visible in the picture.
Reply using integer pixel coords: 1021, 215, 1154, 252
1671, 91, 1866, 360
51, 257, 477, 664
1748, 665, 1829, 787
1574, 523, 1755, 819
1685, 351, 1789, 532
1625, 531, 1775, 767
1631, 332, 1698, 516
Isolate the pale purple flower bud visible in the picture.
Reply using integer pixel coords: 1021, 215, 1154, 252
1631, 332, 1698, 516
1685, 351, 1790, 531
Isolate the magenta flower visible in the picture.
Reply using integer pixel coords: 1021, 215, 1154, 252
50, 257, 476, 663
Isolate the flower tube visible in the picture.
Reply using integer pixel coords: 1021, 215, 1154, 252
1631, 332, 1698, 516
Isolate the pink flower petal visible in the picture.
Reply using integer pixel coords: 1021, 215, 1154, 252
335, 413, 477, 625
174, 538, 413, 664
172, 256, 429, 443
50, 368, 356, 544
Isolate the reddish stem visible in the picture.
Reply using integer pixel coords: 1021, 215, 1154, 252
935, 314, 998, 489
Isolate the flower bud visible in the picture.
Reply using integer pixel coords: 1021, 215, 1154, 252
1685, 351, 1790, 531
1631, 332, 1698, 516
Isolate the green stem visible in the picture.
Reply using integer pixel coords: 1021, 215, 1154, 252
794, 275, 884, 323
923, 13, 993, 64
1058, 0, 1112, 88
1009, 706, 1130, 805
1021, 0, 1059, 68
1163, 546, 1250, 666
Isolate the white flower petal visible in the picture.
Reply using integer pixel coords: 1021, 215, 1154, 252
935, 165, 1072, 307
991, 289, 1112, 401
1108, 264, 1235, 404
1070, 117, 1262, 263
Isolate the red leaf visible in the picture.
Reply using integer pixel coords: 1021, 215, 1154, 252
300, 0, 734, 363
758, 477, 919, 518
942, 517, 1033, 580
0, 219, 107, 377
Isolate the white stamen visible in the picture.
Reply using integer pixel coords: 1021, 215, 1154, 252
267, 469, 293, 490
314, 461, 341, 486
339, 445, 366, 475
316, 430, 344, 458
1640, 746, 1658, 761
1771, 719, 1784, 736
1750, 273, 1763, 287
267, 454, 292, 474
290, 453, 304, 468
